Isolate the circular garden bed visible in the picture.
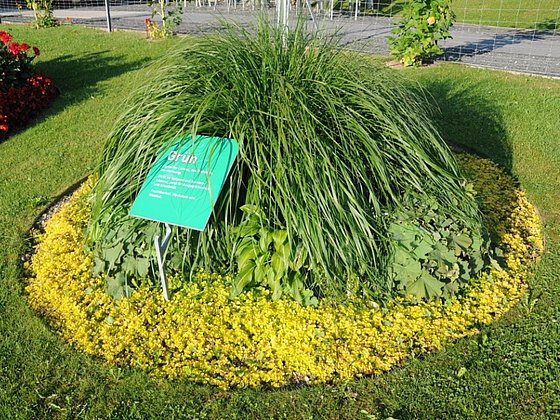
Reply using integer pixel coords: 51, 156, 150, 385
26, 154, 543, 389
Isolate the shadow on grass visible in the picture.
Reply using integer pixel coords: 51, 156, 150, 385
419, 79, 513, 172
0, 50, 150, 143
36, 50, 150, 110
535, 19, 558, 31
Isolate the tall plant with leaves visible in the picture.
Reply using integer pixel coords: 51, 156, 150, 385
389, 0, 455, 66
145, 0, 183, 39
25, 0, 58, 28
89, 19, 484, 302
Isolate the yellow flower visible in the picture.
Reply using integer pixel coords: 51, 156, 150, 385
427, 16, 436, 25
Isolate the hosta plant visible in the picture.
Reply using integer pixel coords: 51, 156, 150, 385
389, 0, 455, 66
89, 19, 485, 303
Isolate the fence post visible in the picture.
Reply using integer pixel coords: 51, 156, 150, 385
105, 0, 113, 32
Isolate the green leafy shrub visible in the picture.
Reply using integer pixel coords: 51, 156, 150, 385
388, 0, 455, 66
89, 19, 484, 303
230, 205, 317, 306
25, 0, 58, 29
387, 192, 502, 300
145, 0, 183, 39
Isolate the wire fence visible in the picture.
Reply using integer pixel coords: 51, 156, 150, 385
1, 0, 559, 77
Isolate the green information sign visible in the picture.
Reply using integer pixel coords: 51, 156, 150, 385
129, 134, 239, 230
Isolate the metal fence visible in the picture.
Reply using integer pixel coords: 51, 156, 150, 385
1, 0, 559, 77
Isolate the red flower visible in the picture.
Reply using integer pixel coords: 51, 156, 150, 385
0, 31, 12, 44
20, 43, 30, 51
8, 42, 21, 56
33, 46, 40, 56
0, 74, 58, 140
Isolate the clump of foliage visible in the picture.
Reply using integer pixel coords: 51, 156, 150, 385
24, 0, 58, 28
27, 156, 544, 388
89, 19, 484, 303
387, 192, 501, 300
388, 0, 455, 66
0, 30, 57, 137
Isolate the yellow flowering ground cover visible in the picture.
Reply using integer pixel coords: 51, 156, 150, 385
26, 155, 543, 389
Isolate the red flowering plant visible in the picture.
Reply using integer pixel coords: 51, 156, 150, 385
0, 30, 57, 137
0, 31, 39, 87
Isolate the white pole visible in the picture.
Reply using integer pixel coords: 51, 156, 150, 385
278, 0, 289, 45
104, 0, 112, 32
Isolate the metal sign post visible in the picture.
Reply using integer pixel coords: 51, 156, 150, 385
154, 223, 172, 301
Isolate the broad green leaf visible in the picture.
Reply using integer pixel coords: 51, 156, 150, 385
237, 246, 257, 271
270, 253, 286, 281
389, 223, 416, 247
103, 243, 124, 270
253, 254, 269, 283
106, 273, 126, 300
258, 229, 272, 253
271, 230, 288, 247
236, 222, 260, 238
231, 262, 255, 297
136, 258, 150, 277
406, 272, 444, 300
92, 257, 105, 277
240, 204, 265, 219
412, 241, 434, 259
453, 233, 473, 250
122, 255, 138, 275
290, 244, 308, 271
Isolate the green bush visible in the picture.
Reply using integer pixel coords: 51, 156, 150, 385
145, 0, 183, 39
25, 0, 58, 29
389, 0, 455, 66
89, 19, 484, 303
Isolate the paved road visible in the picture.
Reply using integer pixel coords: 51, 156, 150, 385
2, 5, 559, 77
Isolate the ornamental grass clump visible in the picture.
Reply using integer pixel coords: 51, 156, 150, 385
89, 20, 485, 303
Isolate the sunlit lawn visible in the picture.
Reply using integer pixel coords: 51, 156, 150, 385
0, 24, 559, 418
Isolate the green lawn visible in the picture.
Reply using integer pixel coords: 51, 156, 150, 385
1, 25, 559, 419
453, 0, 560, 29
382, 0, 559, 29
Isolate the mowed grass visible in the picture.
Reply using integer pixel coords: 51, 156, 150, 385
382, 0, 559, 29
0, 25, 559, 419
453, 0, 560, 29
